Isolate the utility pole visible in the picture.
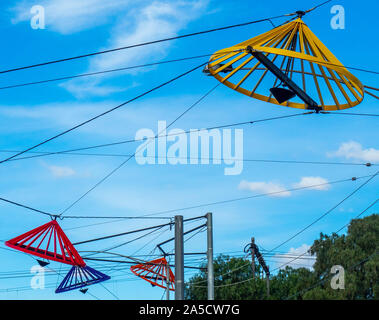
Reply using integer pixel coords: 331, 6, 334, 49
249, 237, 270, 298
175, 215, 184, 300
206, 212, 214, 300
266, 266, 270, 298
250, 237, 255, 278
166, 258, 170, 300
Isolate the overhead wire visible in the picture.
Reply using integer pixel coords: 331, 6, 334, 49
0, 1, 376, 300
65, 215, 203, 233
100, 282, 120, 300
105, 227, 172, 276
184, 226, 207, 244
285, 250, 378, 299
57, 83, 221, 217
0, 2, 377, 77
270, 196, 379, 273
0, 196, 53, 218
1, 149, 376, 167
0, 0, 374, 167
133, 174, 375, 218
82, 256, 204, 270
83, 225, 170, 258
307, 0, 333, 11
73, 221, 174, 246
87, 292, 101, 300
0, 61, 209, 165
1, 112, 313, 163
364, 85, 379, 92
321, 111, 379, 117
189, 173, 378, 288
218, 181, 379, 287
0, 13, 302, 75
0, 110, 335, 222
1, 53, 378, 93
0, 54, 214, 90
219, 196, 379, 288
364, 85, 379, 100
0, 53, 377, 94
268, 170, 379, 253
364, 90, 379, 100
0, 174, 374, 219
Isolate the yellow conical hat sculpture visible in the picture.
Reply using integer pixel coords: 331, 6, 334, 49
206, 18, 364, 111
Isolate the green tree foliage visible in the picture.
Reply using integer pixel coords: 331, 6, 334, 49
269, 266, 314, 299
185, 214, 378, 300
185, 255, 268, 300
305, 214, 379, 299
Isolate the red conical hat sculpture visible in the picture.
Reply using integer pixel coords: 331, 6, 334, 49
5, 220, 85, 266
130, 257, 175, 291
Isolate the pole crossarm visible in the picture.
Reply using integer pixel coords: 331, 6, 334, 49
83, 257, 205, 270
73, 222, 173, 245
156, 223, 207, 248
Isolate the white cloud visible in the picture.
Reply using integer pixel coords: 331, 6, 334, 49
90, 1, 206, 70
11, 0, 132, 34
328, 141, 379, 163
0, 102, 109, 131
238, 180, 291, 197
47, 165, 75, 177
0, 96, 199, 138
275, 244, 316, 270
60, 1, 209, 97
0, 101, 137, 140
60, 80, 136, 99
239, 176, 331, 197
293, 176, 330, 191
10, 1, 209, 97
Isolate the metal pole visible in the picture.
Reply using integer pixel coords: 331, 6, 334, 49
175, 215, 184, 300
266, 267, 270, 298
206, 212, 214, 300
248, 48, 321, 112
251, 237, 255, 279
166, 258, 170, 301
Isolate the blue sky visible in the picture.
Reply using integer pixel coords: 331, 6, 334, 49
0, 0, 378, 300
